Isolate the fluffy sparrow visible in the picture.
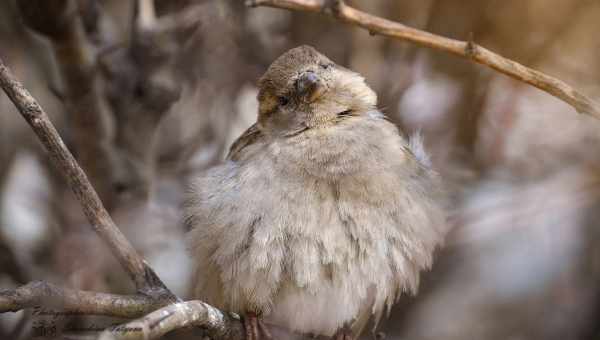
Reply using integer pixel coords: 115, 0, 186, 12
186, 45, 447, 340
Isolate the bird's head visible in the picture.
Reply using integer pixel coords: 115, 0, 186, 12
257, 45, 377, 136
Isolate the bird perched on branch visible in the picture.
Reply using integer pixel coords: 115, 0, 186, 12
186, 45, 448, 340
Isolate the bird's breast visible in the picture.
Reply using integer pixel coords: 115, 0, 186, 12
266, 116, 409, 180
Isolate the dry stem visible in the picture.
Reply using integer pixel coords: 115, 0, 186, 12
246, 0, 600, 118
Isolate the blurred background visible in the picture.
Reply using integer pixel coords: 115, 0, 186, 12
1, 0, 600, 339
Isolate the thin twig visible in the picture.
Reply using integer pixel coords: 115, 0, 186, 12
246, 0, 600, 118
0, 59, 173, 299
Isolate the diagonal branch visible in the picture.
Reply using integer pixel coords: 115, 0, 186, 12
246, 0, 600, 118
0, 59, 173, 299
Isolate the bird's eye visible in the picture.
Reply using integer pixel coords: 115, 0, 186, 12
278, 96, 289, 106
320, 63, 332, 69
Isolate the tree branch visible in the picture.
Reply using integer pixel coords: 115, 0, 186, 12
0, 59, 173, 299
0, 281, 165, 318
0, 56, 246, 340
98, 301, 245, 340
0, 3, 245, 339
0, 281, 246, 340
246, 0, 600, 118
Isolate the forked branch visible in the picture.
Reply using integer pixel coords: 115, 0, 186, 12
0, 59, 173, 299
0, 54, 246, 340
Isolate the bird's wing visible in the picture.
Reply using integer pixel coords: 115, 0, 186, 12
226, 123, 264, 161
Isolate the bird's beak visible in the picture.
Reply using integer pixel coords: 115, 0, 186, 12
296, 71, 326, 103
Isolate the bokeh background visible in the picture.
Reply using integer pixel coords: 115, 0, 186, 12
1, 0, 600, 339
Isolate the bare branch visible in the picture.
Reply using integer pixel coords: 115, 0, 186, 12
98, 301, 245, 340
246, 0, 600, 118
0, 282, 246, 340
0, 281, 166, 318
0, 59, 173, 299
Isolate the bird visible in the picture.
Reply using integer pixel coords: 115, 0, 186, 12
186, 45, 448, 340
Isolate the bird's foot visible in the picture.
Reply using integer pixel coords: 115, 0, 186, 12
332, 326, 353, 340
243, 312, 273, 340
